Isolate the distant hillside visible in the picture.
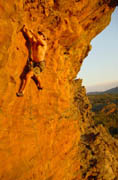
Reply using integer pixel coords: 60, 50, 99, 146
105, 87, 118, 94
88, 93, 118, 139
87, 86, 118, 95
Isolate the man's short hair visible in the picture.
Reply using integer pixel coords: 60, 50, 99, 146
38, 31, 45, 39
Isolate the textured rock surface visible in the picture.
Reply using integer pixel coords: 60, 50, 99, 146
75, 84, 118, 179
0, 0, 118, 179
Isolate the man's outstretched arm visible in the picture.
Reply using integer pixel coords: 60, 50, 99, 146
22, 26, 37, 41
22, 25, 46, 45
37, 35, 46, 46
29, 30, 46, 46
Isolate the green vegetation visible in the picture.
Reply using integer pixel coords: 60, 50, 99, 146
88, 93, 118, 139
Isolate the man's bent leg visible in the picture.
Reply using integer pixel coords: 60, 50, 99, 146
16, 71, 33, 97
35, 75, 43, 90
22, 71, 34, 94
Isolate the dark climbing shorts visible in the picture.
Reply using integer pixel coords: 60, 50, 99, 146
27, 59, 45, 76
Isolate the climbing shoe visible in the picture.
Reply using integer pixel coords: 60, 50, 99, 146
37, 86, 43, 91
16, 92, 24, 97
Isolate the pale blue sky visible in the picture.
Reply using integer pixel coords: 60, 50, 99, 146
78, 7, 118, 92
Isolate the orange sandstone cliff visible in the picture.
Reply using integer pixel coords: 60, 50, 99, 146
0, 0, 118, 179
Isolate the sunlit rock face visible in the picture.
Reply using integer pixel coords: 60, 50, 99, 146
0, 0, 118, 179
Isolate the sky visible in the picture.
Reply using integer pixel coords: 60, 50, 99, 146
78, 7, 118, 92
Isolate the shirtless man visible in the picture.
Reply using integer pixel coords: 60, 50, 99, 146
16, 26, 47, 97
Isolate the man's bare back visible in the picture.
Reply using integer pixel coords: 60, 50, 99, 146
31, 40, 47, 62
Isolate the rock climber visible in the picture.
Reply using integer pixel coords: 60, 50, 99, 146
16, 25, 47, 97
